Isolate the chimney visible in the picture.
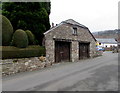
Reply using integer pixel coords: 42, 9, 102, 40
52, 22, 54, 28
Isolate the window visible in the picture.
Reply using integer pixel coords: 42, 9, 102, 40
73, 27, 77, 35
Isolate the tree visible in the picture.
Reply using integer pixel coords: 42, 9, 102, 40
2, 1, 51, 45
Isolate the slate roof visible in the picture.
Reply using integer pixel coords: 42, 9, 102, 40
96, 38, 117, 44
44, 19, 88, 35
44, 19, 96, 41
62, 19, 88, 29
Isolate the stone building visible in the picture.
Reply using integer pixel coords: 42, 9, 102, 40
44, 19, 97, 63
96, 38, 117, 48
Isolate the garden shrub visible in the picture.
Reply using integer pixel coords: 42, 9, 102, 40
25, 30, 35, 45
2, 45, 45, 59
12, 29, 28, 48
2, 15, 13, 46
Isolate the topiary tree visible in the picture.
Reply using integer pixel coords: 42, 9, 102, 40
12, 29, 28, 48
1, 15, 13, 46
25, 30, 35, 45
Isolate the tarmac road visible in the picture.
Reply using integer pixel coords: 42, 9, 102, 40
2, 51, 118, 91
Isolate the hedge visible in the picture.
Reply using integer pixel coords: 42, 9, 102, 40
1, 45, 45, 59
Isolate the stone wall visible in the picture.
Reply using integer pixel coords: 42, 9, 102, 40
1, 57, 52, 76
45, 40, 55, 63
1, 53, 102, 77
71, 41, 79, 62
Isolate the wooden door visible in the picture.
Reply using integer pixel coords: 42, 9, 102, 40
55, 41, 70, 62
79, 43, 89, 59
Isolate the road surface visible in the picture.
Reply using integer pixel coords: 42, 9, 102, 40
2, 52, 118, 91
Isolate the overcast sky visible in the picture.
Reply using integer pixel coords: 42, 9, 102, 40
50, 0, 119, 32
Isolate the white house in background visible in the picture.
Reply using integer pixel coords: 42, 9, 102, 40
96, 38, 117, 48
